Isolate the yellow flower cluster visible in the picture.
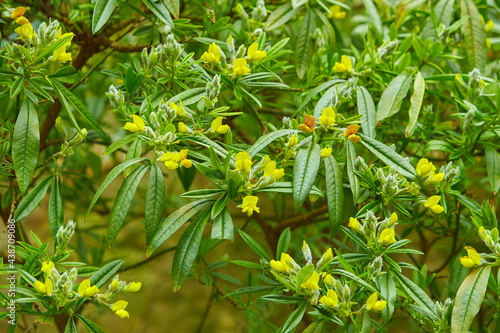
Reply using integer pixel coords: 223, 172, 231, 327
366, 292, 387, 311
160, 149, 193, 170
35, 278, 53, 295
211, 117, 230, 134
319, 289, 338, 308
459, 246, 481, 268
333, 55, 352, 73
124, 115, 145, 132
327, 5, 346, 20
416, 158, 444, 183
270, 253, 294, 273
425, 195, 444, 214
247, 43, 267, 61
12, 7, 34, 40
79, 279, 99, 297
53, 28, 73, 63
264, 161, 285, 181
201, 43, 221, 63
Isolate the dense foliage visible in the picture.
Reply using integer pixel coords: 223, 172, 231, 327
0, 0, 499, 332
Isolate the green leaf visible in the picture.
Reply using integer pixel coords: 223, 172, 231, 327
34, 34, 74, 64
346, 140, 359, 203
331, 269, 378, 293
14, 176, 53, 221
145, 164, 165, 245
451, 265, 492, 332
361, 0, 382, 35
90, 260, 124, 288
485, 145, 500, 193
393, 270, 439, 321
172, 211, 210, 292
256, 182, 323, 198
293, 142, 321, 211
358, 134, 416, 179
247, 129, 295, 157
281, 301, 308, 333
405, 72, 425, 137
167, 87, 205, 105
10, 76, 24, 99
314, 86, 336, 120
238, 229, 271, 261
421, 0, 455, 41
357, 86, 377, 139
211, 207, 234, 241
164, 0, 180, 18
74, 314, 106, 333
101, 134, 136, 157
295, 9, 315, 79
324, 156, 344, 235
142, 0, 174, 27
48, 66, 79, 84
296, 264, 315, 288
64, 317, 77, 333
92, 0, 117, 34
265, 3, 300, 31
107, 164, 149, 246
460, 0, 486, 71
12, 100, 39, 195
377, 73, 412, 122
377, 270, 396, 325
181, 188, 225, 199
276, 227, 291, 259
211, 193, 227, 219
87, 158, 147, 218
296, 79, 344, 115
51, 80, 109, 143
147, 199, 213, 256
48, 175, 64, 241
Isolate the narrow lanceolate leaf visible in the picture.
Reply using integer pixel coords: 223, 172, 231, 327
361, 0, 382, 35
293, 142, 321, 211
485, 145, 500, 194
64, 317, 77, 333
376, 73, 412, 122
14, 176, 53, 222
357, 86, 377, 139
238, 229, 271, 261
145, 164, 165, 245
295, 10, 315, 79
247, 129, 294, 157
314, 86, 337, 120
142, 0, 174, 27
393, 270, 439, 321
211, 207, 234, 241
358, 134, 417, 179
377, 270, 396, 325
172, 211, 210, 293
265, 3, 300, 31
92, 0, 117, 34
276, 228, 291, 258
421, 0, 455, 41
164, 0, 180, 18
107, 164, 149, 247
451, 265, 492, 333
460, 0, 486, 71
12, 101, 39, 195
147, 199, 213, 257
73, 314, 106, 333
86, 158, 147, 218
405, 72, 426, 138
48, 175, 64, 241
324, 156, 344, 235
281, 301, 307, 333
346, 141, 359, 203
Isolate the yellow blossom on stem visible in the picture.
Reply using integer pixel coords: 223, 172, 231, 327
297, 114, 316, 133
270, 253, 293, 273
178, 122, 188, 133
264, 161, 284, 181
366, 292, 387, 311
124, 115, 145, 132
319, 107, 336, 127
201, 43, 221, 63
57, 27, 74, 46
112, 300, 130, 319
348, 217, 361, 232
319, 289, 339, 308
416, 158, 436, 178
327, 5, 346, 20
211, 117, 230, 134
301, 271, 320, 291
247, 43, 267, 61
11, 7, 27, 19
15, 18, 33, 40
333, 55, 352, 72
35, 278, 53, 295
389, 212, 398, 226
459, 246, 481, 268
41, 261, 55, 276
170, 100, 186, 117
78, 279, 99, 297
322, 248, 333, 263
233, 58, 250, 76
177, 149, 193, 168
126, 282, 142, 292
239, 196, 260, 216
288, 134, 298, 148
160, 150, 193, 170
235, 152, 253, 173
485, 20, 494, 32
320, 147, 332, 159
53, 46, 72, 62
379, 228, 396, 245
431, 172, 444, 183
425, 195, 444, 214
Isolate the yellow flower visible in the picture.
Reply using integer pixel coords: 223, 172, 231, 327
14, 18, 33, 40
327, 5, 346, 20
486, 38, 491, 49
247, 43, 267, 61
379, 228, 396, 245
425, 195, 444, 214
211, 117, 230, 134
57, 27, 73, 46
34, 278, 53, 295
288, 134, 298, 148
178, 122, 188, 133
124, 115, 145, 132
348, 217, 361, 232
323, 273, 335, 287
235, 152, 253, 173
126, 282, 142, 292
322, 248, 333, 263
160, 150, 193, 170
112, 300, 130, 319
264, 161, 284, 181
319, 289, 339, 308
239, 195, 260, 216
320, 147, 332, 159
485, 20, 494, 32
177, 149, 193, 168
366, 292, 387, 311
53, 46, 72, 62
201, 43, 221, 63
270, 259, 287, 272
389, 212, 398, 226
11, 7, 27, 19
416, 158, 436, 178
319, 107, 336, 127
459, 246, 481, 268
78, 279, 99, 297
41, 261, 55, 276
431, 172, 444, 183
301, 271, 320, 291
110, 278, 119, 290
233, 58, 250, 76
270, 253, 293, 273
333, 55, 352, 72
170, 100, 186, 117
297, 114, 316, 133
